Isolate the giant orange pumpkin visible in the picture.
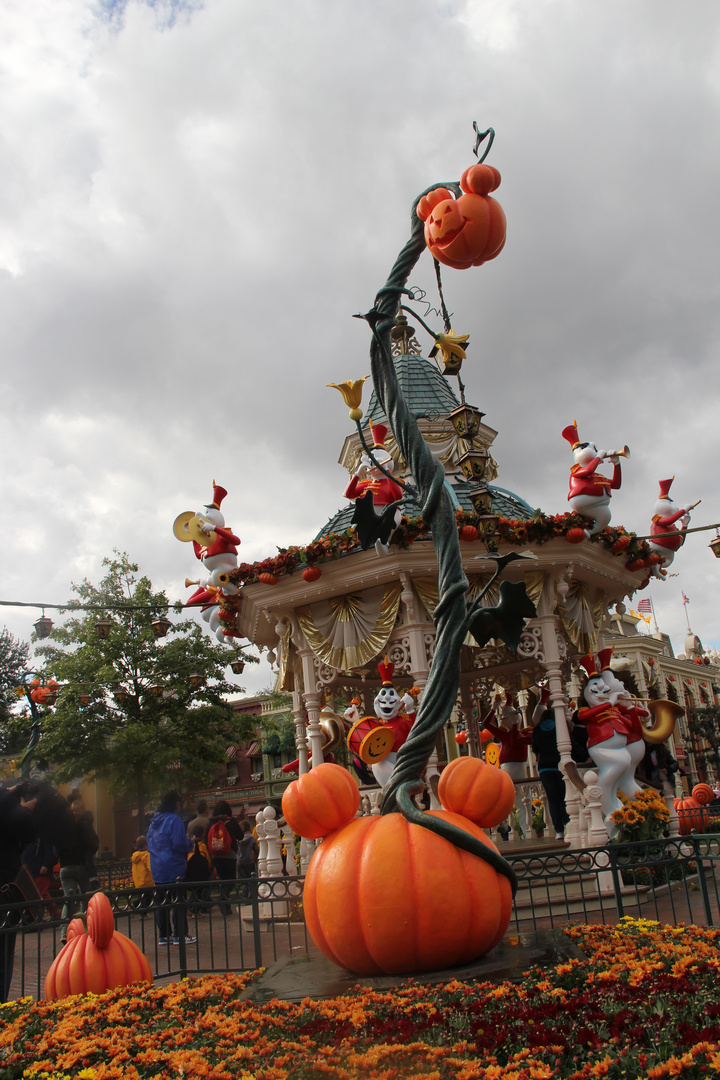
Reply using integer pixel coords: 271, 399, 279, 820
438, 755, 515, 827
673, 796, 705, 836
303, 810, 512, 975
45, 892, 152, 1001
417, 171, 506, 270
281, 762, 359, 839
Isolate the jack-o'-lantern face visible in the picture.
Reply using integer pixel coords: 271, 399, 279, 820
360, 726, 394, 763
416, 180, 507, 271
485, 742, 501, 767
374, 685, 402, 722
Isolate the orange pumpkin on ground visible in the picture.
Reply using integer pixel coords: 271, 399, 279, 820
281, 762, 359, 840
45, 892, 152, 1001
673, 796, 706, 836
303, 810, 512, 975
438, 755, 515, 827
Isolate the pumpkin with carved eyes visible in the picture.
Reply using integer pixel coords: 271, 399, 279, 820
417, 166, 506, 270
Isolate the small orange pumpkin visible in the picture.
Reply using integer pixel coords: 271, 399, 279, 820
692, 783, 714, 806
673, 796, 706, 836
417, 175, 506, 271
257, 572, 279, 586
455, 730, 468, 745
612, 536, 631, 553
45, 893, 152, 1001
302, 565, 322, 582
303, 810, 512, 975
438, 755, 515, 827
281, 762, 359, 839
565, 528, 587, 544
459, 525, 479, 543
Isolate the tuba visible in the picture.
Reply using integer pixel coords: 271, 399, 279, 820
642, 698, 684, 744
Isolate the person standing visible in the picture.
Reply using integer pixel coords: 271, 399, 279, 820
207, 800, 243, 915
56, 796, 99, 941
147, 791, 195, 946
0, 785, 37, 1002
185, 799, 210, 842
531, 689, 570, 842
130, 836, 154, 914
236, 822, 259, 901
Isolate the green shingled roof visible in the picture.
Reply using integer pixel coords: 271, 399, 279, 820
364, 354, 461, 425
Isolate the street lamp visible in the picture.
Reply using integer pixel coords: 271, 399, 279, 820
151, 616, 172, 639
33, 611, 54, 639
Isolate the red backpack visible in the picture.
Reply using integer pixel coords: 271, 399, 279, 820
207, 818, 233, 856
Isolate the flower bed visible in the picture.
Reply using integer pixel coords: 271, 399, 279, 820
2, 918, 720, 1079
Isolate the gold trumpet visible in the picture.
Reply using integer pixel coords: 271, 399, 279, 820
602, 445, 631, 460
629, 696, 684, 744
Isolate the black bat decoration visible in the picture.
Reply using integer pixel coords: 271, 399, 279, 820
468, 579, 537, 652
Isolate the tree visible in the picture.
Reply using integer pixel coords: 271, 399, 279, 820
34, 552, 259, 826
0, 627, 31, 757
687, 705, 720, 776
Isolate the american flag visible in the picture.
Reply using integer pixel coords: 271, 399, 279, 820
682, 592, 690, 605
637, 598, 652, 614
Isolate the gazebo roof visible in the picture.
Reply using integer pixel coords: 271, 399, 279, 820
363, 353, 462, 426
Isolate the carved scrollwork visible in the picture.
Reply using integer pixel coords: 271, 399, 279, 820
516, 626, 544, 662
424, 633, 435, 666
313, 658, 339, 691
387, 638, 411, 674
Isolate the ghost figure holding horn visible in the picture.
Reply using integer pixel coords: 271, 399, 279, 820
562, 421, 627, 538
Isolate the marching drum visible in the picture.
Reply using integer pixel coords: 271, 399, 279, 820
346, 716, 394, 765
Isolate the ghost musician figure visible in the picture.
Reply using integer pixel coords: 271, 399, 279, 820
577, 653, 646, 835
648, 478, 699, 579
562, 421, 627, 537
344, 422, 404, 556
482, 692, 533, 834
345, 660, 417, 788
173, 482, 241, 642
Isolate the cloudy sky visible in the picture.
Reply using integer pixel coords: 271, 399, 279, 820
2, 0, 719, 695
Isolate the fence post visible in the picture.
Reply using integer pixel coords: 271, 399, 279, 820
691, 835, 714, 926
176, 881, 188, 978
607, 845, 625, 917
250, 878, 263, 970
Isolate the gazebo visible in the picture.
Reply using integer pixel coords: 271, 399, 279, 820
232, 314, 647, 848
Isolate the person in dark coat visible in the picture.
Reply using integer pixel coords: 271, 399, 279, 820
0, 785, 37, 1002
208, 800, 243, 915
531, 691, 571, 841
56, 796, 99, 939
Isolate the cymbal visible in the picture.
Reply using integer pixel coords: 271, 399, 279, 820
173, 511, 196, 542
187, 514, 217, 546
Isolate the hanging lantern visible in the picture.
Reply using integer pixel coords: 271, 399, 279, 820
469, 487, 492, 515
95, 620, 113, 640
114, 690, 129, 705
457, 448, 488, 482
150, 616, 172, 639
448, 404, 485, 443
79, 693, 90, 707
148, 684, 164, 699
710, 532, 720, 559
230, 658, 245, 675
188, 672, 203, 689
33, 612, 54, 640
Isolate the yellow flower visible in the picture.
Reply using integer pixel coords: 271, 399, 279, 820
326, 377, 369, 420
432, 330, 470, 369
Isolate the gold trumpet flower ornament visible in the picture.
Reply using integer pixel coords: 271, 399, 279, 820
326, 376, 369, 421
430, 331, 470, 374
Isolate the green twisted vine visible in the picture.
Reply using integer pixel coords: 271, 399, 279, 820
361, 179, 517, 895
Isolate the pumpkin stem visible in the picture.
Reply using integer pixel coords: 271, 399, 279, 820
396, 782, 518, 895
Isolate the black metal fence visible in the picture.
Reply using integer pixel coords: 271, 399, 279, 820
3, 834, 720, 1002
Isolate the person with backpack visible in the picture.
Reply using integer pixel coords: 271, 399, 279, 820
185, 823, 213, 913
236, 821, 259, 901
207, 800, 242, 915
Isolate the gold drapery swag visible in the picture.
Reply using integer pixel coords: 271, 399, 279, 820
296, 582, 402, 671
524, 571, 605, 654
